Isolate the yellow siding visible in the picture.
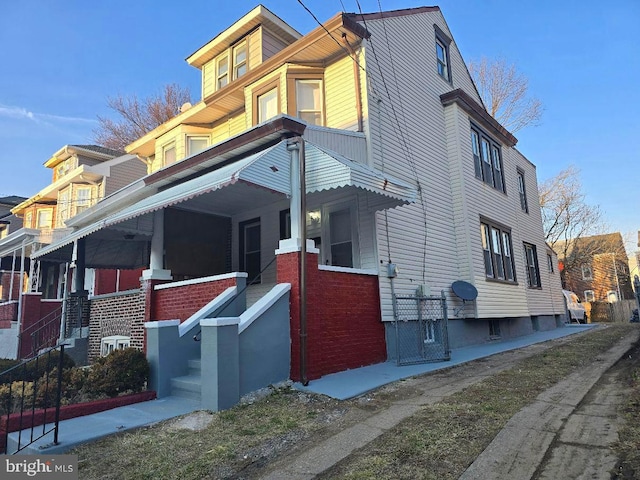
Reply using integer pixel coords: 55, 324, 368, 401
248, 28, 262, 69
202, 60, 215, 99
325, 55, 358, 130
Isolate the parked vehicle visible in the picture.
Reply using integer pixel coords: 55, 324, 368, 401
562, 290, 588, 324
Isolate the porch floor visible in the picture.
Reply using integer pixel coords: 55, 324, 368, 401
10, 324, 595, 454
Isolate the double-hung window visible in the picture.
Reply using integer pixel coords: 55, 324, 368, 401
581, 264, 593, 280
257, 88, 278, 124
523, 243, 541, 288
75, 186, 92, 214
480, 220, 515, 282
471, 126, 505, 193
216, 55, 229, 90
295, 79, 323, 126
517, 169, 528, 213
163, 142, 176, 167
434, 25, 452, 83
233, 42, 247, 79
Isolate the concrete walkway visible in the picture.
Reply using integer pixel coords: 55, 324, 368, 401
260, 325, 636, 480
9, 323, 595, 457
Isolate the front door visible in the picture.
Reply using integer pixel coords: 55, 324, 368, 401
240, 218, 261, 283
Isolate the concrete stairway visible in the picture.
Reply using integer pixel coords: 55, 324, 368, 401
245, 283, 276, 309
170, 359, 201, 402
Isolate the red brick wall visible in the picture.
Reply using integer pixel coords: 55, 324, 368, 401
94, 268, 144, 295
88, 290, 145, 363
278, 251, 386, 381
18, 295, 62, 358
0, 272, 23, 301
153, 277, 237, 322
0, 302, 18, 325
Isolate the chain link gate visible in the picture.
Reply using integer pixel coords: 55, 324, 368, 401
392, 291, 450, 365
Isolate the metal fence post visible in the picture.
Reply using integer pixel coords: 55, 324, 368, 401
53, 344, 65, 445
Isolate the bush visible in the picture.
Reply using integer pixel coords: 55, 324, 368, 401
0, 381, 35, 415
0, 350, 74, 386
86, 348, 149, 397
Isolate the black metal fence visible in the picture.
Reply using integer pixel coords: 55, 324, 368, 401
392, 291, 450, 366
1, 344, 65, 454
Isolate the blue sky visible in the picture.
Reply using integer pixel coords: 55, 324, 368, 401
1, 0, 638, 252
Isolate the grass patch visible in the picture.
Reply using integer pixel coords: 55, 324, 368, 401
319, 324, 637, 480
613, 341, 640, 479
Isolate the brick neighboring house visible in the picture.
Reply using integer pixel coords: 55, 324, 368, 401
557, 232, 634, 302
32, 5, 565, 408
0, 146, 147, 360
0, 196, 27, 304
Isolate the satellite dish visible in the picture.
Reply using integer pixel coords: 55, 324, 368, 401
180, 102, 193, 113
451, 280, 478, 301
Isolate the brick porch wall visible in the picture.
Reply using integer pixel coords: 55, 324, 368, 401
94, 268, 145, 295
0, 272, 23, 302
18, 295, 62, 358
153, 277, 238, 323
278, 251, 386, 381
88, 290, 145, 363
0, 302, 17, 326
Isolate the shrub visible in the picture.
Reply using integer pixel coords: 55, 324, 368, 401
0, 351, 75, 386
86, 348, 149, 397
0, 381, 35, 415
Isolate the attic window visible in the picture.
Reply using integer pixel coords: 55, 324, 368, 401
434, 24, 452, 83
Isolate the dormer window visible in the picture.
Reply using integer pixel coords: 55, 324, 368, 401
216, 56, 229, 90
257, 88, 278, 124
233, 42, 247, 79
295, 79, 323, 126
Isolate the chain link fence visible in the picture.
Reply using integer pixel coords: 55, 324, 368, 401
392, 292, 450, 366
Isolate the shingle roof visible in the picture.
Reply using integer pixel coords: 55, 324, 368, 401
0, 196, 28, 206
71, 145, 124, 157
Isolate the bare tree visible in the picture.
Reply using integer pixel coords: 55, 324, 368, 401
469, 57, 542, 132
93, 83, 191, 151
539, 165, 607, 280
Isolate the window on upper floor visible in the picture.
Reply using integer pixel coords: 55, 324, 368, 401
57, 189, 70, 227
581, 263, 593, 280
547, 253, 554, 273
295, 79, 323, 126
584, 290, 595, 302
187, 136, 209, 156
480, 220, 515, 283
36, 209, 53, 229
471, 126, 505, 193
517, 169, 528, 213
524, 242, 541, 288
216, 55, 229, 90
75, 186, 93, 214
434, 25, 452, 83
163, 142, 176, 167
25, 212, 32, 229
0, 226, 7, 239
233, 41, 247, 80
257, 88, 278, 124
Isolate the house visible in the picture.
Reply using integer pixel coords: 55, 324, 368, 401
32, 5, 565, 409
557, 232, 634, 303
0, 145, 147, 359
0, 196, 27, 302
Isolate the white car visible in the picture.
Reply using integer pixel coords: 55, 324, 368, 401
562, 290, 587, 323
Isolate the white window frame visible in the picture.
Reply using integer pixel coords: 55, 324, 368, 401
584, 290, 595, 302
74, 186, 93, 215
435, 38, 449, 81
36, 209, 53, 229
295, 79, 323, 126
320, 202, 360, 269
257, 88, 278, 124
581, 264, 593, 280
232, 41, 247, 80
57, 188, 71, 227
216, 54, 229, 90
606, 290, 618, 303
186, 135, 209, 156
100, 335, 130, 357
162, 142, 177, 167
25, 211, 33, 229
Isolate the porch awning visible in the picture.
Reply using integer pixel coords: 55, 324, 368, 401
32, 140, 416, 263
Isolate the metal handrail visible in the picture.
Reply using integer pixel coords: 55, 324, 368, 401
193, 257, 278, 342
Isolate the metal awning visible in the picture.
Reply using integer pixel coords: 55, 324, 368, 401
33, 140, 416, 264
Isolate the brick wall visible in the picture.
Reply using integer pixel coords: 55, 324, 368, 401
0, 271, 23, 301
94, 268, 144, 295
153, 277, 237, 322
278, 251, 386, 381
0, 302, 17, 325
88, 290, 145, 362
18, 295, 62, 358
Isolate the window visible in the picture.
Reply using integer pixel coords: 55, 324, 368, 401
75, 186, 92, 214
295, 79, 323, 126
100, 336, 130, 357
279, 209, 291, 241
489, 320, 501, 338
216, 55, 229, 90
581, 264, 593, 280
187, 136, 209, 156
239, 218, 261, 283
36, 209, 53, 229
0, 226, 7, 239
436, 39, 449, 80
517, 169, 528, 213
471, 126, 505, 193
257, 88, 278, 124
163, 143, 176, 167
547, 254, 554, 273
57, 189, 70, 226
584, 290, 595, 302
25, 211, 33, 229
233, 42, 247, 79
606, 290, 618, 303
328, 208, 353, 267
524, 243, 541, 288
480, 220, 515, 282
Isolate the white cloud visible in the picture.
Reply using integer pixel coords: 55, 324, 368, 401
0, 103, 96, 124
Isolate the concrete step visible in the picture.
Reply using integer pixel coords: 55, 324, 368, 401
170, 374, 201, 401
188, 358, 201, 376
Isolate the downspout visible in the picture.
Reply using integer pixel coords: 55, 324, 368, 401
299, 139, 308, 386
342, 33, 364, 132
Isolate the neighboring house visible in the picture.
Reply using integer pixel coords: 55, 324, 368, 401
0, 196, 27, 302
0, 145, 147, 359
557, 232, 634, 303
32, 5, 565, 408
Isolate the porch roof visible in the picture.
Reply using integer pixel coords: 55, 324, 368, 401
32, 140, 416, 266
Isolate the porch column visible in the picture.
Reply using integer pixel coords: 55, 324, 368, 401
142, 209, 172, 281
8, 248, 17, 300
16, 240, 26, 329
73, 237, 86, 293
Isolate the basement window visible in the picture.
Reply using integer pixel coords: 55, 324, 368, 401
101, 335, 130, 356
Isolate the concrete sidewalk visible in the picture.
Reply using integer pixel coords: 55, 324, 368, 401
9, 323, 594, 456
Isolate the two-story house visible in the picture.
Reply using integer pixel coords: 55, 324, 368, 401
33, 5, 565, 407
0, 196, 27, 302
